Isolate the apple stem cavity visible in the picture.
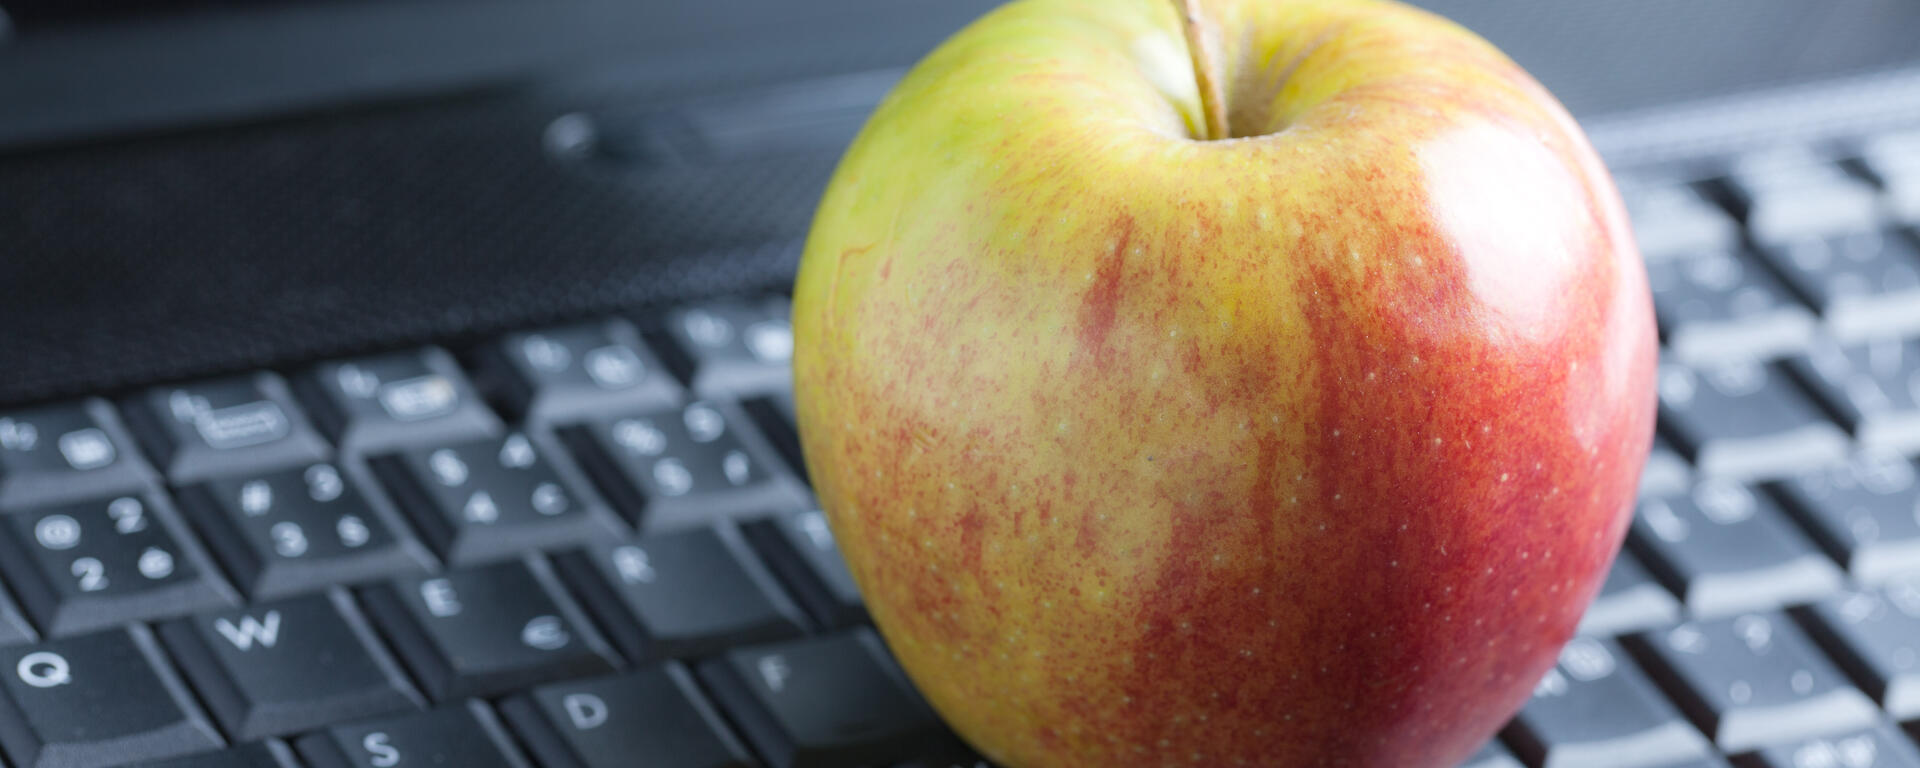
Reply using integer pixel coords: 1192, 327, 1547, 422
1174, 0, 1228, 141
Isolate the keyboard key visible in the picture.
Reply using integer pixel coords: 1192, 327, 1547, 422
661, 298, 794, 397
301, 347, 501, 455
124, 373, 330, 483
123, 741, 301, 767
182, 462, 432, 599
1647, 249, 1816, 365
0, 586, 34, 647
295, 702, 531, 768
1459, 741, 1523, 768
0, 398, 155, 510
1798, 580, 1920, 720
1865, 133, 1920, 225
697, 629, 942, 768
1775, 453, 1920, 584
374, 432, 616, 565
1576, 549, 1682, 637
1619, 181, 1741, 260
1658, 361, 1848, 481
743, 392, 805, 480
566, 400, 808, 532
499, 664, 754, 768
488, 319, 682, 424
0, 626, 222, 767
361, 557, 618, 701
158, 591, 422, 740
1504, 636, 1713, 768
556, 524, 804, 661
1729, 148, 1885, 244
1747, 720, 1920, 768
1630, 480, 1843, 619
745, 509, 868, 628
1628, 611, 1878, 752
1758, 230, 1920, 341
1788, 337, 1920, 456
1641, 433, 1692, 499
0, 494, 236, 635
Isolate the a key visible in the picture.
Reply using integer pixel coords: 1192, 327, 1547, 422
697, 629, 943, 768
158, 590, 422, 740
1729, 148, 1885, 244
745, 509, 868, 628
556, 524, 805, 661
124, 373, 330, 484
1619, 181, 1741, 260
565, 400, 807, 532
0, 398, 154, 510
1629, 480, 1843, 619
1787, 337, 1920, 456
182, 462, 432, 599
660, 298, 794, 397
295, 701, 531, 768
1503, 636, 1713, 768
0, 626, 222, 768
1774, 453, 1920, 584
373, 432, 615, 565
1627, 611, 1878, 753
0, 585, 35, 647
1747, 720, 1920, 768
488, 319, 682, 424
1658, 361, 1848, 481
1757, 230, 1920, 342
499, 664, 755, 768
1576, 549, 1681, 637
1460, 740, 1523, 768
123, 741, 301, 767
361, 557, 618, 701
1641, 433, 1691, 500
1798, 580, 1920, 720
1647, 249, 1817, 365
301, 347, 501, 455
0, 494, 236, 635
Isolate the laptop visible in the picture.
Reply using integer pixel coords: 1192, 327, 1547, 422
0, 1, 1918, 766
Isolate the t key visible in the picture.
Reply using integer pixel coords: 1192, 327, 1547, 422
745, 509, 869, 629
296, 702, 531, 768
0, 494, 236, 635
159, 590, 422, 740
362, 558, 617, 701
0, 626, 222, 768
376, 432, 613, 565
185, 462, 431, 599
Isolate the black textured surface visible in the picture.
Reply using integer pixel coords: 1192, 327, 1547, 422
0, 88, 832, 407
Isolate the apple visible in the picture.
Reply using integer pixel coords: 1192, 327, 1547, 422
790, 0, 1657, 765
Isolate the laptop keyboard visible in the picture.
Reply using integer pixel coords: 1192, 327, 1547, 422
0, 136, 1911, 768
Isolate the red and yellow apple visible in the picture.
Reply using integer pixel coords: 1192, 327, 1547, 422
791, 0, 1657, 765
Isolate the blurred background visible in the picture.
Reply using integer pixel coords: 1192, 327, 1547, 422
0, 2, 1918, 768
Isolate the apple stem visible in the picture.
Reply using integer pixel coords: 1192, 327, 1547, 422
1174, 0, 1228, 141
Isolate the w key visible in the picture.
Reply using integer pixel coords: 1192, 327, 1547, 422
361, 558, 618, 701
159, 590, 421, 740
0, 626, 222, 768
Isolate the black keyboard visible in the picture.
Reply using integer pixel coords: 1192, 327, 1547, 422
0, 143, 1916, 768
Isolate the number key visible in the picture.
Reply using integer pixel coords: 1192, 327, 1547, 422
301, 347, 501, 455
125, 373, 330, 483
567, 401, 806, 532
1787, 337, 1920, 456
0, 494, 236, 635
661, 298, 794, 397
1774, 453, 1920, 584
1630, 480, 1843, 619
489, 319, 682, 424
1503, 637, 1712, 767
184, 463, 431, 599
1799, 579, 1920, 721
1757, 229, 1920, 342
1748, 720, 1920, 768
1658, 361, 1847, 481
375, 433, 616, 565
1647, 249, 1815, 365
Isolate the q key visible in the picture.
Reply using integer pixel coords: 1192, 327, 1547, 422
0, 626, 222, 767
